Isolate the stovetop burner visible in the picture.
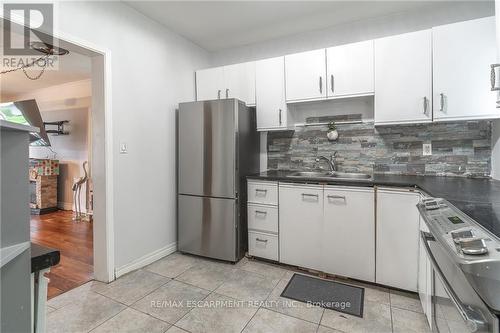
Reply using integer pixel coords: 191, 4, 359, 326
449, 200, 500, 240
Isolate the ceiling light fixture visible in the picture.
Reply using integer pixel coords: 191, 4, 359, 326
0, 42, 70, 81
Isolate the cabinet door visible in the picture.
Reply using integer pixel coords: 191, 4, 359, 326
256, 57, 287, 130
326, 40, 374, 98
376, 188, 420, 291
285, 49, 327, 102
196, 66, 225, 101
433, 17, 498, 121
279, 184, 323, 270
374, 30, 432, 125
323, 187, 375, 282
224, 62, 256, 106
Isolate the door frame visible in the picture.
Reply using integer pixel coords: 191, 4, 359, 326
3, 15, 116, 282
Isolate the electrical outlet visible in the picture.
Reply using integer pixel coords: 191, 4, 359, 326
423, 143, 432, 156
119, 142, 128, 154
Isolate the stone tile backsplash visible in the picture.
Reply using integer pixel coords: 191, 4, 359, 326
267, 120, 492, 177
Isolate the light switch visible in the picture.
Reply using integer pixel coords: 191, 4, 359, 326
423, 143, 432, 156
120, 142, 128, 154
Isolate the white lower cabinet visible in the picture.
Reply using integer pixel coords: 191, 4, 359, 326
279, 184, 375, 282
376, 188, 421, 291
248, 231, 278, 261
247, 180, 279, 261
279, 184, 324, 271
249, 181, 421, 291
247, 204, 278, 233
323, 186, 375, 282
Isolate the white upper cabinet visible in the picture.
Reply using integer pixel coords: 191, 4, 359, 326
255, 57, 287, 130
196, 66, 225, 101
433, 17, 498, 121
196, 62, 255, 106
326, 40, 374, 98
323, 186, 375, 282
374, 30, 432, 125
224, 62, 256, 106
285, 49, 327, 102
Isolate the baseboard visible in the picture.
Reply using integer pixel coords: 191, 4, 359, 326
114, 242, 177, 279
58, 202, 73, 211
57, 201, 90, 214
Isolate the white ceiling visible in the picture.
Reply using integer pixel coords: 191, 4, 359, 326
1, 21, 93, 99
125, 1, 444, 52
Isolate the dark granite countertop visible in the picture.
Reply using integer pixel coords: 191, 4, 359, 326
31, 243, 60, 273
248, 171, 500, 237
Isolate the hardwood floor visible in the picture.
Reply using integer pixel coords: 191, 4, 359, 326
30, 210, 93, 299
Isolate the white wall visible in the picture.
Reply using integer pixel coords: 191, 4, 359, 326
493, 120, 500, 180
210, 1, 494, 66
55, 2, 210, 270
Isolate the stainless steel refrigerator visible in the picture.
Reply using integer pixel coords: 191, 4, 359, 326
177, 99, 260, 262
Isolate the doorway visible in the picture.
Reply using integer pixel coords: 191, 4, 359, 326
1, 18, 114, 297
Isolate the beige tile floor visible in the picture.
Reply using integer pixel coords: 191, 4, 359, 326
46, 252, 431, 333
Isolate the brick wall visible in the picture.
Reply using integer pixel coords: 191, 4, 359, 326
267, 120, 491, 177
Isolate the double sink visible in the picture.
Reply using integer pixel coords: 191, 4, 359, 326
286, 171, 372, 181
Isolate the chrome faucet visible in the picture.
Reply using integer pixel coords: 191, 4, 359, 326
316, 152, 338, 172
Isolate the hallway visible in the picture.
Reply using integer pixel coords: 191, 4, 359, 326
31, 210, 93, 298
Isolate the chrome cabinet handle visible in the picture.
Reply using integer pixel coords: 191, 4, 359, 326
439, 93, 445, 112
279, 109, 282, 126
255, 189, 267, 193
255, 210, 267, 215
217, 90, 221, 99
491, 64, 500, 91
423, 97, 428, 115
319, 77, 323, 93
327, 195, 346, 200
302, 193, 319, 199
331, 75, 334, 93
226, 88, 229, 98
256, 238, 268, 243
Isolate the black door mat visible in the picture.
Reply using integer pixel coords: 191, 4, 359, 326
281, 273, 365, 317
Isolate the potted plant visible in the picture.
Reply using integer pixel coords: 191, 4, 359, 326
327, 121, 338, 141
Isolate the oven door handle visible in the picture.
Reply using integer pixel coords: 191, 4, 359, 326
420, 231, 488, 333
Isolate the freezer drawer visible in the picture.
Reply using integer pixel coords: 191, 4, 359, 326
178, 195, 237, 262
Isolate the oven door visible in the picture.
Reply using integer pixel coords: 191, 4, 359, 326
420, 231, 497, 333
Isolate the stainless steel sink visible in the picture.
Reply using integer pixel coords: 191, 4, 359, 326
286, 171, 371, 180
331, 172, 372, 180
287, 171, 332, 178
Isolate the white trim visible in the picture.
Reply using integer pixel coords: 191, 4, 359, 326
115, 242, 177, 278
2, 14, 116, 283
374, 119, 433, 126
433, 114, 500, 122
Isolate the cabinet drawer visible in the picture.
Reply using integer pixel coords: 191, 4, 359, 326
247, 181, 278, 205
248, 231, 278, 261
248, 204, 278, 233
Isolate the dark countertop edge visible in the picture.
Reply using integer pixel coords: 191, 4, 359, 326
247, 174, 418, 189
246, 172, 500, 204
31, 243, 60, 273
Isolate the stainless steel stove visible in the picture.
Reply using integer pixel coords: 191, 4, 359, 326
418, 198, 500, 333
